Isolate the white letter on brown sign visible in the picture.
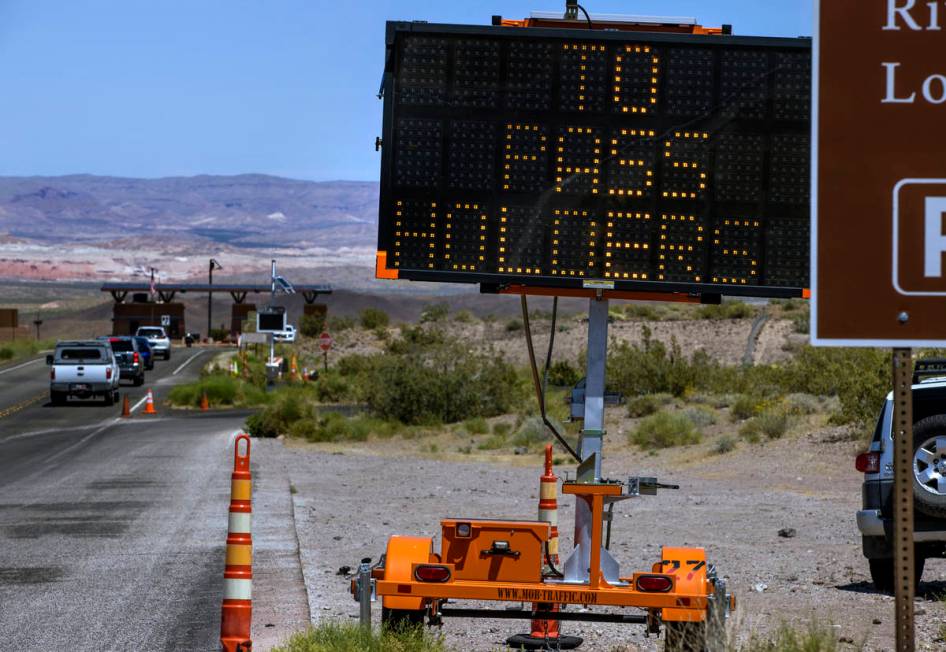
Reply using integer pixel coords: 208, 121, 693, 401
882, 63, 918, 103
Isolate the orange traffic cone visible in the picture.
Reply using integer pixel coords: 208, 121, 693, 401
289, 355, 298, 382
121, 395, 131, 418
507, 445, 581, 650
201, 392, 210, 411
221, 434, 253, 652
143, 389, 158, 415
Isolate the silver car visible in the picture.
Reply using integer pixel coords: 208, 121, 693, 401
136, 326, 171, 360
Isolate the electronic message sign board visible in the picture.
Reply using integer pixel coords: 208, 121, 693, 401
376, 22, 812, 298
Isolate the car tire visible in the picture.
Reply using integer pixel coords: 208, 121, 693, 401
911, 415, 946, 518
868, 556, 925, 593
165, 351, 171, 360
50, 391, 67, 406
104, 391, 114, 407
133, 375, 144, 387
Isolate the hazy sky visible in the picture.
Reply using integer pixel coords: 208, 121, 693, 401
0, 1, 812, 181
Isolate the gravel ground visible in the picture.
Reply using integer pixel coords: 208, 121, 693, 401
266, 428, 946, 652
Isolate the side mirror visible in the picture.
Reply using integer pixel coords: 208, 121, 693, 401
46, 354, 54, 365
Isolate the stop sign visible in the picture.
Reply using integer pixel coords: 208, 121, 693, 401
318, 332, 333, 352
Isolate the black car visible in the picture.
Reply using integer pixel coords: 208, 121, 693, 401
133, 336, 156, 370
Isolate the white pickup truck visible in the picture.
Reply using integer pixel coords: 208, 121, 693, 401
47, 341, 120, 405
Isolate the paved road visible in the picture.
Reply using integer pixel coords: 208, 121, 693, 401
0, 347, 275, 651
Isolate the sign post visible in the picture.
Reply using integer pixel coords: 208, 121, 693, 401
319, 332, 332, 372
811, 4, 946, 650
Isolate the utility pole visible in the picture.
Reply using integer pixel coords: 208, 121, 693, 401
33, 312, 42, 340
208, 258, 222, 339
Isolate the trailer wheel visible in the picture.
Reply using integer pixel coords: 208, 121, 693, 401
381, 607, 425, 630
665, 621, 707, 652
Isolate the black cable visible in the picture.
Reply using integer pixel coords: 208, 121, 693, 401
544, 541, 564, 579
521, 295, 580, 462
576, 3, 593, 29
541, 296, 558, 399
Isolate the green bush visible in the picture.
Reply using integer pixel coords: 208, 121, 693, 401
630, 411, 701, 449
698, 301, 757, 320
463, 417, 489, 435
327, 315, 355, 332
505, 319, 523, 332
477, 433, 507, 450
785, 393, 820, 415
547, 360, 580, 387
713, 435, 737, 455
360, 344, 524, 425
313, 370, 352, 403
245, 392, 311, 438
492, 422, 512, 436
299, 312, 326, 338
609, 327, 718, 398
0, 347, 13, 360
209, 327, 230, 342
682, 405, 717, 427
624, 304, 662, 320
360, 308, 389, 330
741, 408, 792, 442
386, 325, 445, 354
420, 302, 449, 323
791, 310, 810, 334
742, 621, 841, 652
452, 309, 475, 324
627, 394, 670, 418
168, 373, 269, 408
271, 620, 449, 652
730, 394, 762, 421
512, 416, 564, 450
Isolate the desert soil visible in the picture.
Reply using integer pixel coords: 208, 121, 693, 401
263, 422, 946, 652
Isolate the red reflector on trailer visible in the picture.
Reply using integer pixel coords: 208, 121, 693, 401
414, 565, 451, 583
636, 575, 673, 592
856, 452, 880, 474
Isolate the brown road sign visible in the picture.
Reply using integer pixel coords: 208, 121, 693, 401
813, 1, 946, 345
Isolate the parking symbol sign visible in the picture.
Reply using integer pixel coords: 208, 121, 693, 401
893, 180, 946, 296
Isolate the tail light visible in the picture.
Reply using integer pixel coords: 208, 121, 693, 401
50, 367, 55, 381
856, 452, 881, 473
636, 575, 673, 592
133, 352, 140, 364
414, 565, 451, 583
106, 367, 112, 380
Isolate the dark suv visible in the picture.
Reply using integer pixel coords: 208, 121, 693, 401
856, 358, 946, 591
97, 336, 146, 386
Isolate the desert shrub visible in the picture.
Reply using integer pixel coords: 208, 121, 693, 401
627, 394, 670, 418
360, 344, 524, 425
785, 393, 821, 415
313, 370, 352, 403
0, 348, 13, 360
463, 417, 489, 435
271, 620, 448, 652
741, 407, 792, 442
742, 621, 841, 652
505, 318, 523, 332
630, 411, 701, 449
547, 360, 580, 387
327, 315, 355, 332
386, 325, 445, 354
420, 302, 449, 323
452, 309, 475, 324
288, 419, 320, 441
609, 327, 719, 397
791, 310, 810, 334
477, 433, 507, 450
512, 416, 565, 450
360, 307, 389, 330
336, 353, 374, 377
492, 422, 512, 436
299, 312, 326, 338
730, 394, 762, 421
245, 392, 311, 438
209, 327, 230, 342
168, 373, 268, 408
682, 405, 717, 428
624, 304, 662, 320
713, 435, 737, 455
698, 301, 757, 320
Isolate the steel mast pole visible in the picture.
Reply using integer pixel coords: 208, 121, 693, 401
564, 296, 620, 582
208, 259, 214, 340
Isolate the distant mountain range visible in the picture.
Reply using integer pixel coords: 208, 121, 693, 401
0, 174, 379, 249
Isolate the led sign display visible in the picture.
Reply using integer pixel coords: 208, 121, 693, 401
377, 22, 811, 297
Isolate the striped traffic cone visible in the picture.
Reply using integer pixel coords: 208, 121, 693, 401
507, 445, 581, 650
143, 389, 158, 415
221, 433, 253, 652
